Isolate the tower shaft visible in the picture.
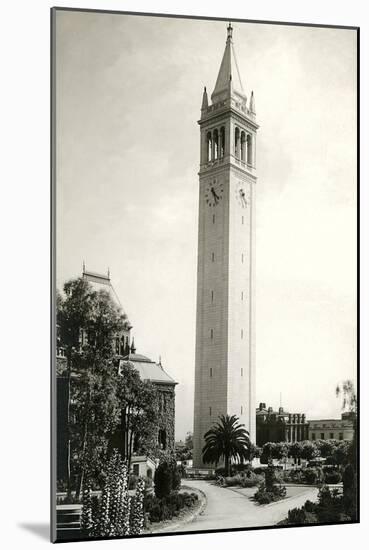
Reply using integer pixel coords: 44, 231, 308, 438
193, 25, 258, 468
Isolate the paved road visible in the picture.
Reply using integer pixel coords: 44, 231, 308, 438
169, 480, 319, 533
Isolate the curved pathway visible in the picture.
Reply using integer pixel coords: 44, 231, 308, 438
169, 480, 319, 533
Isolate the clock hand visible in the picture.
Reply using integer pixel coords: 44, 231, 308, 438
239, 189, 247, 206
211, 187, 220, 203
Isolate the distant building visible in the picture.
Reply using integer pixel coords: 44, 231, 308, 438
256, 402, 309, 446
308, 412, 355, 441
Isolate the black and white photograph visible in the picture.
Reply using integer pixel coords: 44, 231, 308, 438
51, 7, 358, 542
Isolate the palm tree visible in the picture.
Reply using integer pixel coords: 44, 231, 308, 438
202, 414, 250, 476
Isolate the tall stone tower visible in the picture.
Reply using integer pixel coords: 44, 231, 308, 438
193, 24, 258, 468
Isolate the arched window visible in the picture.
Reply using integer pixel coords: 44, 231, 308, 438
234, 127, 240, 158
220, 126, 225, 157
158, 429, 167, 450
241, 131, 246, 161
213, 129, 219, 160
206, 131, 212, 162
247, 134, 252, 165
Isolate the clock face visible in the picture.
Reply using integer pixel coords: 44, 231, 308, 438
235, 181, 249, 209
205, 179, 224, 207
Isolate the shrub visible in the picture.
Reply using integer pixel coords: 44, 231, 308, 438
240, 473, 264, 488
342, 464, 357, 519
224, 474, 243, 487
304, 500, 317, 513
154, 458, 181, 498
253, 467, 266, 475
324, 470, 342, 484
303, 468, 320, 485
81, 451, 138, 537
254, 489, 275, 504
286, 507, 318, 525
232, 463, 254, 474
254, 479, 286, 505
144, 491, 198, 523
282, 485, 351, 526
130, 478, 145, 535
220, 472, 264, 488
254, 464, 287, 504
282, 469, 304, 484
315, 486, 344, 523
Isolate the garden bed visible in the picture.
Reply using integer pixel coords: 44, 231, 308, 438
143, 485, 206, 534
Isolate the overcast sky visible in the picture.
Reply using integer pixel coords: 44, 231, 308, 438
55, 10, 357, 441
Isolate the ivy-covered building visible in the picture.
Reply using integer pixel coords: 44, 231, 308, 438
56, 268, 177, 482
118, 351, 177, 452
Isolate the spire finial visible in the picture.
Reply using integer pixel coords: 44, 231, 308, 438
250, 90, 256, 114
227, 22, 233, 41
130, 337, 136, 354
82, 260, 85, 274
201, 86, 209, 111
107, 267, 110, 279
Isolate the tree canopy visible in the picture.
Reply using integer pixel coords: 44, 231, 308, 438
57, 277, 160, 495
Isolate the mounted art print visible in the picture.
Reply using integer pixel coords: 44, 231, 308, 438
51, 8, 359, 542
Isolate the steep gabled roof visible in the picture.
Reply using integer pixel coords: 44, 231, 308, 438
211, 23, 246, 104
120, 354, 177, 386
82, 267, 132, 329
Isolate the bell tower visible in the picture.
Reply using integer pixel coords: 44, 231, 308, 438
193, 24, 259, 468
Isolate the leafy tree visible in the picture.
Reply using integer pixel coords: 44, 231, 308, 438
336, 380, 357, 414
261, 442, 277, 462
336, 379, 357, 520
254, 462, 286, 504
248, 443, 262, 461
289, 441, 303, 464
57, 277, 159, 497
58, 278, 127, 495
300, 441, 320, 461
274, 442, 289, 461
114, 362, 159, 466
154, 456, 181, 498
315, 439, 337, 459
185, 432, 193, 450
332, 441, 351, 467
202, 414, 250, 476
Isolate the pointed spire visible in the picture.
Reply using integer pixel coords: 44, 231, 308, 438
250, 90, 256, 114
82, 260, 86, 274
130, 337, 136, 354
107, 267, 110, 279
201, 86, 208, 111
211, 24, 246, 104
